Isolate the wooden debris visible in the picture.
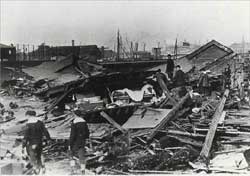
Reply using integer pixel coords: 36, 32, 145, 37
45, 87, 74, 114
197, 89, 229, 164
128, 169, 191, 174
147, 92, 191, 141
100, 111, 127, 133
156, 73, 177, 104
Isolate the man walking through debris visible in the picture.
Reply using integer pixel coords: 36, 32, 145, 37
22, 110, 51, 174
69, 111, 90, 174
166, 54, 175, 80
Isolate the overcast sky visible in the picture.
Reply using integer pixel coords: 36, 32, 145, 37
1, 1, 250, 49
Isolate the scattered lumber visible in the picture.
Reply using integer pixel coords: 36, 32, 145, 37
2, 57, 249, 175
45, 87, 74, 114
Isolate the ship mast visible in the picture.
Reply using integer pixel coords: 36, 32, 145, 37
117, 29, 120, 61
174, 38, 178, 60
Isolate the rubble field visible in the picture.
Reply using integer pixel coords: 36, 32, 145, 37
1, 51, 250, 175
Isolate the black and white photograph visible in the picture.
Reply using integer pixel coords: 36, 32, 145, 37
0, 0, 250, 175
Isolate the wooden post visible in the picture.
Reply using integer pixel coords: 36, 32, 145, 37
100, 111, 127, 134
198, 89, 229, 163
147, 92, 191, 142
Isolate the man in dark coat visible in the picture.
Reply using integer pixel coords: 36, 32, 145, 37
69, 112, 90, 174
224, 64, 231, 88
173, 65, 188, 98
173, 65, 186, 87
166, 54, 175, 80
198, 70, 211, 96
22, 111, 51, 174
156, 69, 171, 87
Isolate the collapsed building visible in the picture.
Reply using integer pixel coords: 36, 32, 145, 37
2, 39, 250, 175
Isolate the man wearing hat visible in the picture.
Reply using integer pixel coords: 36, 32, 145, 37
198, 70, 211, 96
166, 54, 175, 80
173, 65, 188, 98
22, 110, 51, 174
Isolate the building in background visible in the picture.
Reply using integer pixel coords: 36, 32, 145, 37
0, 43, 16, 62
230, 42, 250, 55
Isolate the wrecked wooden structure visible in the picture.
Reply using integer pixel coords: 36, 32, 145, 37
3, 39, 250, 174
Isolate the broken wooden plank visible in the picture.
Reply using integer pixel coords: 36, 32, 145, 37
198, 89, 229, 163
100, 111, 127, 133
208, 167, 248, 174
147, 92, 191, 141
158, 129, 206, 138
189, 162, 248, 174
122, 108, 171, 129
218, 111, 226, 124
45, 87, 74, 114
156, 72, 177, 104
167, 134, 203, 147
128, 170, 192, 174
214, 147, 250, 155
106, 168, 129, 175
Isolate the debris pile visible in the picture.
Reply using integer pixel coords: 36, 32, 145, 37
1, 40, 250, 174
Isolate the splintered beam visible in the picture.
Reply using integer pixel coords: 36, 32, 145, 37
100, 111, 127, 133
156, 72, 177, 105
199, 89, 229, 162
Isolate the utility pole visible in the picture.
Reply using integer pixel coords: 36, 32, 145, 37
131, 42, 134, 58
242, 35, 245, 55
16, 44, 19, 61
23, 44, 25, 61
33, 45, 35, 59
174, 38, 178, 60
27, 44, 29, 60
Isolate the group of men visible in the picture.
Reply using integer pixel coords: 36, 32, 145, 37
164, 55, 232, 97
158, 54, 188, 98
165, 54, 187, 88
22, 110, 89, 175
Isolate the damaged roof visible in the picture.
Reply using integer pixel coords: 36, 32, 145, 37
0, 43, 15, 48
22, 54, 79, 81
186, 40, 233, 60
176, 40, 234, 72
